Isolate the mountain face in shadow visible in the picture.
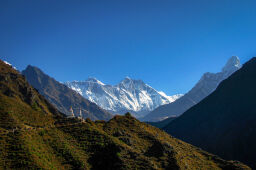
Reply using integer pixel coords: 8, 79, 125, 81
0, 60, 250, 169
22, 65, 113, 121
164, 57, 256, 168
146, 117, 177, 129
143, 56, 241, 122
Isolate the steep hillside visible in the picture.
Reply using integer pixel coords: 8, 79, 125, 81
146, 117, 176, 128
164, 57, 256, 168
0, 60, 250, 169
65, 77, 182, 118
22, 65, 112, 121
143, 56, 241, 121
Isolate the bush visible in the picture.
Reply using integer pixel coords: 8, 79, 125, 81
125, 112, 132, 117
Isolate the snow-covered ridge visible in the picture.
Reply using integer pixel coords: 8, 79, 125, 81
3, 61, 11, 66
3, 60, 17, 70
65, 77, 182, 117
158, 91, 183, 102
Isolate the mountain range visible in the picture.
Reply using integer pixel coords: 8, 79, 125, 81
164, 57, 256, 168
0, 60, 250, 169
65, 77, 182, 117
143, 56, 241, 121
22, 65, 113, 121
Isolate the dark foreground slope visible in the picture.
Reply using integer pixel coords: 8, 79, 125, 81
22, 65, 112, 121
0, 60, 250, 169
164, 57, 256, 168
146, 117, 176, 128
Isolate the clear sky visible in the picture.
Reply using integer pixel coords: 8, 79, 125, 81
1, 0, 256, 95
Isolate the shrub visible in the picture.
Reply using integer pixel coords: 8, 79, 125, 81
125, 112, 132, 117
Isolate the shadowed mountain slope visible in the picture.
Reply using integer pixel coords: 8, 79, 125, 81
0, 60, 250, 169
22, 65, 112, 121
164, 57, 256, 169
146, 117, 176, 129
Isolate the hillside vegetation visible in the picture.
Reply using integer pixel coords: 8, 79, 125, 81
0, 60, 250, 169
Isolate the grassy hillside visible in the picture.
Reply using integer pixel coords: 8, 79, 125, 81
0, 60, 250, 169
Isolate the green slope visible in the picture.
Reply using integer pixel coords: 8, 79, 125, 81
0, 60, 250, 169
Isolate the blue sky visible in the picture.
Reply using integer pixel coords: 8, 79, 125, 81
1, 0, 256, 95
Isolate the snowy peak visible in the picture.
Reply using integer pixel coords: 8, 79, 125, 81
86, 77, 105, 85
119, 77, 134, 88
199, 56, 241, 85
65, 77, 182, 117
143, 56, 242, 122
3, 61, 12, 66
3, 60, 17, 70
222, 56, 241, 73
124, 76, 132, 81
158, 92, 184, 103
119, 77, 144, 85
118, 77, 146, 90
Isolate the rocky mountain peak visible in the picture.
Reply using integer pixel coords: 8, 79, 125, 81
120, 76, 134, 84
119, 77, 145, 89
65, 77, 182, 117
22, 66, 113, 121
222, 56, 241, 73
86, 77, 105, 85
143, 56, 242, 122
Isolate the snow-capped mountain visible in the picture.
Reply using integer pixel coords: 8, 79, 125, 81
142, 56, 242, 122
3, 60, 17, 70
65, 77, 182, 117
